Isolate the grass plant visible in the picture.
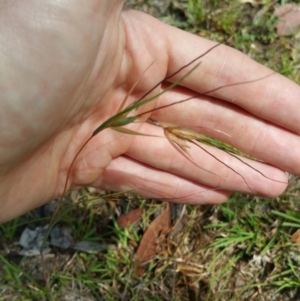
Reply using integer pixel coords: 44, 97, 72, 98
1, 1, 300, 300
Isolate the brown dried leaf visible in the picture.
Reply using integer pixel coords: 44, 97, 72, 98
169, 205, 187, 239
274, 4, 298, 18
117, 208, 144, 228
291, 229, 300, 244
275, 4, 300, 36
176, 262, 205, 277
134, 203, 171, 276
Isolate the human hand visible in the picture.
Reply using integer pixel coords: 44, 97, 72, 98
1, 0, 299, 223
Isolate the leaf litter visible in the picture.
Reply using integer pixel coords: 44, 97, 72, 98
134, 202, 171, 276
1, 1, 300, 300
5, 40, 292, 301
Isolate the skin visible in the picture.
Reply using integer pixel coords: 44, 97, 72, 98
1, 0, 300, 223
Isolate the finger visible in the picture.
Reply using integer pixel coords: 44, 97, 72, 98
150, 86, 300, 175
93, 155, 230, 205
164, 26, 300, 134
124, 122, 288, 197
124, 10, 300, 133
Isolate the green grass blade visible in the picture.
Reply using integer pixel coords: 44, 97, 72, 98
92, 62, 201, 136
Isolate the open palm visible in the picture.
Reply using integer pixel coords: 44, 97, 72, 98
1, 0, 299, 223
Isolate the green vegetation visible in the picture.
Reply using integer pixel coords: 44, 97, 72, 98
1, 1, 300, 300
